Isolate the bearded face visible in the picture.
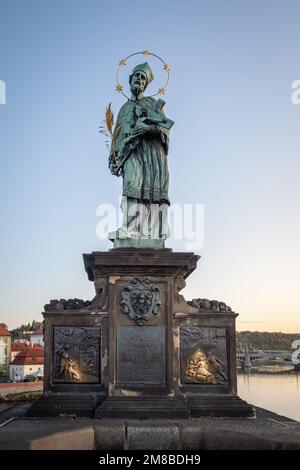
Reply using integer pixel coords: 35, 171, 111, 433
130, 70, 148, 96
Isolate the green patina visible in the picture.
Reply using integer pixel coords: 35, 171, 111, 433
109, 62, 174, 207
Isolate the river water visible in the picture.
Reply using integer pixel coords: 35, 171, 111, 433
237, 366, 300, 421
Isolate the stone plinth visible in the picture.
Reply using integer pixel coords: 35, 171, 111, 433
28, 309, 107, 417
85, 248, 199, 419
28, 248, 254, 419
2, 407, 300, 450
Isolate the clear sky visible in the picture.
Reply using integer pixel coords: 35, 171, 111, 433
0, 0, 299, 332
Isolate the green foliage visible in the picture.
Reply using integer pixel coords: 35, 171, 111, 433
236, 331, 300, 352
10, 320, 43, 340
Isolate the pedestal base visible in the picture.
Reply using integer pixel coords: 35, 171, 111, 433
28, 393, 105, 418
108, 229, 167, 249
95, 395, 254, 419
33, 248, 254, 420
110, 237, 165, 249
187, 395, 255, 418
95, 397, 190, 419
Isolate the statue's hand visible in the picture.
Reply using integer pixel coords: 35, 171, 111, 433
109, 162, 120, 176
131, 123, 151, 137
109, 153, 121, 176
122, 134, 134, 145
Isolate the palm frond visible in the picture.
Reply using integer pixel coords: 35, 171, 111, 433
99, 103, 117, 154
105, 103, 114, 137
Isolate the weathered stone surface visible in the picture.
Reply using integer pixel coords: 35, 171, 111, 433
187, 395, 255, 418
1, 407, 300, 450
188, 427, 274, 450
174, 309, 240, 400
0, 419, 95, 450
44, 298, 92, 311
95, 397, 189, 420
38, 310, 107, 413
180, 407, 300, 450
94, 421, 125, 450
127, 422, 180, 450
35, 248, 253, 419
188, 298, 232, 312
120, 277, 161, 325
27, 393, 103, 418
83, 249, 199, 279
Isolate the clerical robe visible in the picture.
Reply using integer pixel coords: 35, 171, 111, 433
110, 96, 170, 205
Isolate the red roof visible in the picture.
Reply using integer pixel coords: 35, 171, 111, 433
11, 343, 28, 352
0, 326, 11, 336
10, 346, 44, 366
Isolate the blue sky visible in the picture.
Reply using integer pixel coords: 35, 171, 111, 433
0, 0, 300, 331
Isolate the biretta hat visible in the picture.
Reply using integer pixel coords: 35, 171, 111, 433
131, 62, 154, 84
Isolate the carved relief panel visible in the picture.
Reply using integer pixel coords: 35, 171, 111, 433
180, 327, 228, 385
120, 276, 161, 325
53, 327, 101, 383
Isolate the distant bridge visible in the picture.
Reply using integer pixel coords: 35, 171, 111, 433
237, 346, 264, 367
237, 353, 263, 364
237, 347, 300, 370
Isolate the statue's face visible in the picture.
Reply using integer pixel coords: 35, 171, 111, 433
130, 70, 148, 96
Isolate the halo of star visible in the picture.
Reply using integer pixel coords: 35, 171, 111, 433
116, 50, 171, 99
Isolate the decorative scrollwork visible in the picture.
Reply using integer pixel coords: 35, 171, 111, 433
188, 298, 232, 312
44, 298, 92, 311
120, 277, 161, 325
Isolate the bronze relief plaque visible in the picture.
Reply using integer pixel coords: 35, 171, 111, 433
53, 327, 100, 383
117, 325, 166, 384
180, 327, 228, 385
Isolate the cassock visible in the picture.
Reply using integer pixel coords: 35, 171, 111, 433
110, 95, 170, 206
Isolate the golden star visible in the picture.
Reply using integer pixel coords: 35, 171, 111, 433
143, 49, 150, 56
158, 87, 166, 95
116, 84, 123, 92
163, 63, 171, 72
118, 58, 126, 67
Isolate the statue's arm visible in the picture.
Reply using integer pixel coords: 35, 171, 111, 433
130, 118, 169, 155
132, 105, 169, 138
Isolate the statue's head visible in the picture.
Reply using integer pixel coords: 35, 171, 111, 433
129, 62, 154, 96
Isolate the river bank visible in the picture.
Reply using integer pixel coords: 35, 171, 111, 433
0, 381, 43, 402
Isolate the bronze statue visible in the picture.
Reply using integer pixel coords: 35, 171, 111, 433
103, 55, 174, 245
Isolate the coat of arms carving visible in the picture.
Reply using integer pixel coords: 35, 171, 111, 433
120, 276, 161, 325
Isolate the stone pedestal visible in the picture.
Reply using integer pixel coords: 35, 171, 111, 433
28, 309, 108, 417
28, 248, 254, 419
